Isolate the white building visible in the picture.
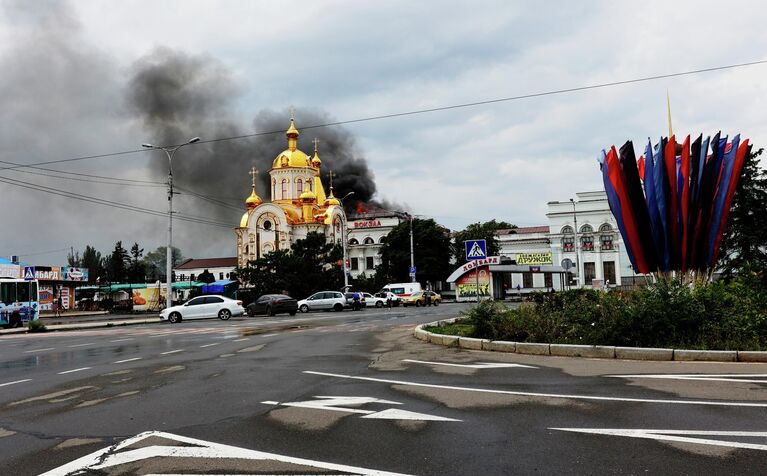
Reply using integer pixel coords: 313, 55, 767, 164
346, 210, 404, 279
173, 257, 238, 282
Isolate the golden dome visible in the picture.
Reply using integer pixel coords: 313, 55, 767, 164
311, 151, 321, 168
272, 149, 311, 168
245, 187, 263, 208
239, 210, 251, 228
325, 187, 340, 206
299, 189, 317, 201
286, 118, 299, 137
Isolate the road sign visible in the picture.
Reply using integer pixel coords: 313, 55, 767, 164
409, 266, 416, 274
23, 266, 35, 280
465, 239, 487, 261
561, 258, 573, 270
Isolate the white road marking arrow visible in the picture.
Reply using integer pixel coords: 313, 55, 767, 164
40, 430, 412, 476
262, 395, 460, 422
607, 374, 767, 384
402, 359, 537, 369
551, 428, 767, 451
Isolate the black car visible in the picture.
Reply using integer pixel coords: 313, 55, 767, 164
246, 294, 298, 317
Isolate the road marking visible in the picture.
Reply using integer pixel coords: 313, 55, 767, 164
161, 349, 184, 355
199, 343, 220, 348
260, 333, 278, 337
551, 428, 767, 451
110, 338, 133, 343
24, 347, 55, 353
263, 396, 459, 421
403, 359, 537, 369
0, 379, 32, 387
68, 343, 95, 348
114, 358, 142, 364
40, 430, 412, 476
232, 338, 249, 342
303, 371, 767, 408
58, 367, 92, 375
608, 373, 767, 384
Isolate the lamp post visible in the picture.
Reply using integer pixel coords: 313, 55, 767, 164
339, 191, 355, 290
569, 198, 582, 288
142, 137, 200, 310
409, 214, 415, 283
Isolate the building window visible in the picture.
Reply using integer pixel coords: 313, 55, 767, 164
581, 235, 594, 251
350, 258, 359, 270
272, 179, 276, 198
600, 234, 613, 250
544, 272, 553, 289
348, 238, 359, 245
366, 257, 375, 270
584, 262, 596, 283
379, 236, 386, 243
306, 180, 311, 191
363, 237, 374, 245
190, 274, 195, 281
219, 272, 224, 280
561, 225, 573, 235
296, 178, 303, 195
603, 261, 616, 284
281, 179, 288, 199
562, 236, 574, 252
523, 272, 533, 288
580, 224, 594, 234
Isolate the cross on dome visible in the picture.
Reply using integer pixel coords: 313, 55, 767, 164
249, 166, 259, 188
313, 137, 320, 152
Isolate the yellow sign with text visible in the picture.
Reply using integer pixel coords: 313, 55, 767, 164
515, 252, 553, 265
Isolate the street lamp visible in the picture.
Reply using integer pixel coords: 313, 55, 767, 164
142, 136, 200, 310
569, 198, 583, 288
339, 191, 355, 290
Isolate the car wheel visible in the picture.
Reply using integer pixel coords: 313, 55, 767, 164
333, 303, 343, 312
247, 308, 255, 317
289, 311, 297, 316
218, 309, 232, 320
300, 304, 309, 313
266, 306, 273, 317
375, 301, 383, 308
434, 300, 440, 306
168, 312, 181, 324
415, 301, 422, 307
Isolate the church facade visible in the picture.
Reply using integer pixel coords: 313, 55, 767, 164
235, 118, 346, 267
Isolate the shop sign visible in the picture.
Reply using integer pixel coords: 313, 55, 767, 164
353, 220, 382, 228
515, 252, 553, 265
31, 267, 60, 280
460, 256, 499, 273
0, 263, 20, 278
61, 267, 89, 282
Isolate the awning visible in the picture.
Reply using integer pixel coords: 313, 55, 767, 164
201, 280, 238, 294
172, 281, 204, 289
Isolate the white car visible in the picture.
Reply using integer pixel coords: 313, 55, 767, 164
298, 291, 346, 313
160, 295, 245, 323
369, 291, 401, 307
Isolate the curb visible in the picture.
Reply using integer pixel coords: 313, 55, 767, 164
0, 318, 162, 336
414, 319, 767, 362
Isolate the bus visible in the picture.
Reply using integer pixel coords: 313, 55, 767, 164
0, 278, 40, 328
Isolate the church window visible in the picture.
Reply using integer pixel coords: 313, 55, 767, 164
363, 237, 374, 245
263, 220, 272, 230
297, 178, 303, 194
281, 179, 288, 199
306, 180, 312, 191
272, 179, 276, 198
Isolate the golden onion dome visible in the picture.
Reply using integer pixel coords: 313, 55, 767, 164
239, 210, 251, 228
311, 151, 322, 168
325, 187, 340, 206
286, 118, 299, 137
272, 149, 311, 169
245, 187, 263, 208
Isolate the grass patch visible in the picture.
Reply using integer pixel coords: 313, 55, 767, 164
424, 323, 474, 336
27, 320, 47, 333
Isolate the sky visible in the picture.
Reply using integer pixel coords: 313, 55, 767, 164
2, 0, 767, 266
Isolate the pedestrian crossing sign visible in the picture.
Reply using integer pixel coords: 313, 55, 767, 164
465, 239, 487, 261
23, 266, 35, 280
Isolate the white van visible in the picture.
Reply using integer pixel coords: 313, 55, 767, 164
380, 282, 422, 297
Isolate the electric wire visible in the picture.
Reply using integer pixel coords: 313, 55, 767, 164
1, 58, 765, 172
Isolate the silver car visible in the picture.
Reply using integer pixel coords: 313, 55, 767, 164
297, 291, 346, 313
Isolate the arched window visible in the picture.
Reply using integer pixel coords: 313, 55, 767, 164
363, 237, 375, 245
281, 179, 288, 199
296, 178, 303, 195
599, 223, 612, 233
348, 238, 359, 245
600, 224, 614, 250
561, 225, 574, 235
379, 236, 387, 244
306, 180, 312, 191
580, 224, 593, 234
272, 179, 276, 198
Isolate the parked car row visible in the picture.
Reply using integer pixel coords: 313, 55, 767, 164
160, 285, 442, 323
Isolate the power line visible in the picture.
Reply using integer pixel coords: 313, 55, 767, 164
16, 247, 71, 257
2, 58, 765, 173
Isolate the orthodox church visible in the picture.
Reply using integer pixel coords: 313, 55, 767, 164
235, 117, 347, 267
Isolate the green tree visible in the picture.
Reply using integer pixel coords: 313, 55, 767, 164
66, 247, 81, 267
378, 218, 451, 287
236, 232, 343, 299
81, 245, 104, 284
719, 148, 767, 278
451, 220, 514, 264
105, 241, 130, 283
143, 246, 184, 281
127, 243, 146, 283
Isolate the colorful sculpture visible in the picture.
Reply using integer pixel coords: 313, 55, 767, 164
599, 134, 751, 275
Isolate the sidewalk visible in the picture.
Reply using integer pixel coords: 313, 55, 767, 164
1, 314, 163, 336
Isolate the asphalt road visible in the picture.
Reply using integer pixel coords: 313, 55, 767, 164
1, 303, 767, 475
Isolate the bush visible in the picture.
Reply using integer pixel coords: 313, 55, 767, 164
465, 276, 767, 350
27, 319, 47, 333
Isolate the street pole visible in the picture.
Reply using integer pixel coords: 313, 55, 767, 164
340, 192, 355, 290
142, 137, 199, 310
409, 215, 415, 283
570, 198, 582, 288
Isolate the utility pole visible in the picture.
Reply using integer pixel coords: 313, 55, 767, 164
409, 215, 415, 283
570, 198, 582, 288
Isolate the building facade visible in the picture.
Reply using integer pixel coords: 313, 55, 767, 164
346, 211, 404, 278
235, 118, 347, 268
173, 257, 238, 282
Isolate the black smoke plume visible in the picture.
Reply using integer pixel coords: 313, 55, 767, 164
127, 48, 394, 218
